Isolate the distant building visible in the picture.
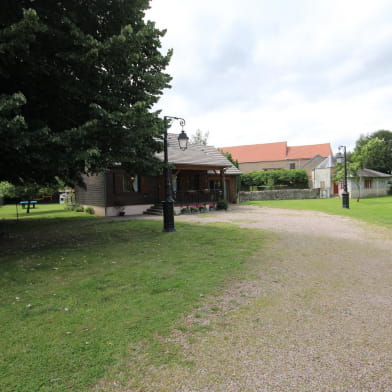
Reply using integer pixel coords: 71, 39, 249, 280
221, 141, 332, 186
312, 157, 392, 199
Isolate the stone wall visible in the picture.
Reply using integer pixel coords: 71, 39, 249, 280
239, 188, 320, 201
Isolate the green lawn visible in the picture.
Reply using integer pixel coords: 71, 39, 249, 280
0, 204, 265, 391
0, 202, 96, 220
242, 196, 392, 229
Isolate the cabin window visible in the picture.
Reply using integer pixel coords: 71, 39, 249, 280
364, 178, 372, 189
289, 163, 296, 170
123, 174, 139, 192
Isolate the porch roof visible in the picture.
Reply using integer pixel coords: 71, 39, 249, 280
156, 133, 241, 175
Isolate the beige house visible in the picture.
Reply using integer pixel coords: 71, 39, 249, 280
222, 141, 332, 187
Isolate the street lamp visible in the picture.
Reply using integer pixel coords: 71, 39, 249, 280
336, 145, 349, 209
163, 116, 189, 232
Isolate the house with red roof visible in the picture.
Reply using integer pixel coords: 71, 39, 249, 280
221, 141, 332, 186
221, 141, 332, 172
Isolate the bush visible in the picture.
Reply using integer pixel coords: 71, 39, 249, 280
240, 169, 308, 190
85, 206, 95, 215
65, 203, 84, 212
216, 199, 228, 210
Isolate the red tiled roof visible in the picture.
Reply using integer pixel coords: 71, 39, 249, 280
221, 142, 332, 163
221, 142, 288, 163
287, 144, 332, 160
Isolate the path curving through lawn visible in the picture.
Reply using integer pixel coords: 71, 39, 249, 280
116, 206, 392, 391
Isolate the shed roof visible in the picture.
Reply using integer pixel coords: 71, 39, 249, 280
357, 168, 392, 178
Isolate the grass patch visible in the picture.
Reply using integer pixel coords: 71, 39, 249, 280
0, 204, 265, 391
242, 196, 392, 229
0, 203, 96, 220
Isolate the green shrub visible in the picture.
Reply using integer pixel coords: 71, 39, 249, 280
65, 203, 84, 212
240, 169, 308, 190
216, 199, 228, 210
85, 206, 95, 215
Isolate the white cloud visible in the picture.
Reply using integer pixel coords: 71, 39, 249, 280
146, 0, 392, 153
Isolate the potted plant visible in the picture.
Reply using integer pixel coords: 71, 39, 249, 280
208, 202, 216, 211
190, 205, 199, 213
114, 201, 125, 216
198, 203, 208, 212
181, 205, 191, 214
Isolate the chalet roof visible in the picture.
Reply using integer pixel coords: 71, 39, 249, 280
156, 134, 241, 175
221, 141, 332, 163
357, 168, 392, 178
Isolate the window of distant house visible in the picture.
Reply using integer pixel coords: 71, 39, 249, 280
123, 174, 139, 192
320, 181, 325, 189
364, 178, 372, 189
289, 163, 296, 170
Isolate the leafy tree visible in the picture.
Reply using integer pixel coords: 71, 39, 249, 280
353, 130, 392, 173
0, 1, 172, 187
333, 158, 362, 201
190, 129, 209, 145
219, 150, 239, 168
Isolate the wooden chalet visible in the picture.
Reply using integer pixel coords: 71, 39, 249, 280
75, 134, 241, 216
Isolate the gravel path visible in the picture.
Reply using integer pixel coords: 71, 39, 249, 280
123, 206, 392, 391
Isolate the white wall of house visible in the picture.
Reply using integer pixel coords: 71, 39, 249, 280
342, 177, 391, 198
313, 167, 334, 197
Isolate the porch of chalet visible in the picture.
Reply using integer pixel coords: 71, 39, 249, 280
159, 165, 229, 204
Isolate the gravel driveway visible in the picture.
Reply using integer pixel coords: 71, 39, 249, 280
126, 206, 392, 391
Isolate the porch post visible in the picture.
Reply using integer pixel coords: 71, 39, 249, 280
220, 168, 226, 201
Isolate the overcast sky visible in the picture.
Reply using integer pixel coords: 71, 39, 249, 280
146, 0, 392, 152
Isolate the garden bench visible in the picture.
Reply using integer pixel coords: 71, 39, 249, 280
19, 201, 37, 209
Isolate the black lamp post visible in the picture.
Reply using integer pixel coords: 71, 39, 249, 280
163, 116, 189, 232
336, 145, 349, 209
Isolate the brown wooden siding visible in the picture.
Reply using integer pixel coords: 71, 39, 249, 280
105, 168, 158, 206
75, 173, 106, 206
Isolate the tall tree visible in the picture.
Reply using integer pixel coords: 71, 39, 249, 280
190, 129, 209, 145
0, 1, 172, 187
353, 130, 392, 173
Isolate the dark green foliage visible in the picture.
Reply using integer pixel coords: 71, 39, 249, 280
216, 199, 228, 210
353, 130, 392, 173
85, 206, 95, 215
241, 169, 308, 190
219, 150, 239, 168
0, 1, 172, 187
